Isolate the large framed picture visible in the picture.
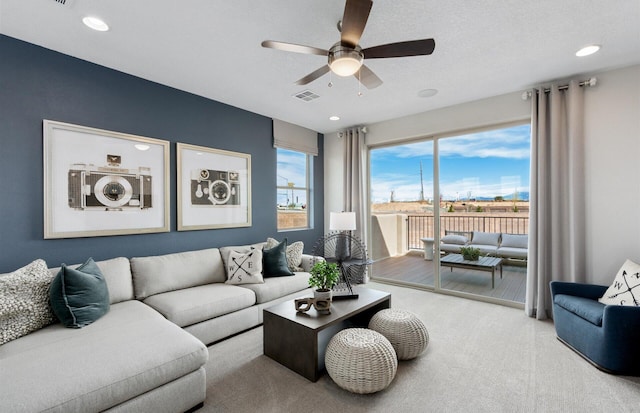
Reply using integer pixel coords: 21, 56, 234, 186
43, 120, 170, 239
177, 143, 251, 231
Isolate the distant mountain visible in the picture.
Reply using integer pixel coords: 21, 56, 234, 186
458, 191, 530, 202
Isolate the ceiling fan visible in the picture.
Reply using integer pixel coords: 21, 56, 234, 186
261, 0, 436, 89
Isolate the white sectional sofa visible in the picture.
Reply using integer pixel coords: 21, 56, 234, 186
0, 241, 314, 412
440, 231, 528, 261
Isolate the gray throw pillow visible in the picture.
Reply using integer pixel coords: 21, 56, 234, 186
441, 234, 468, 245
266, 237, 304, 271
50, 257, 110, 328
0, 259, 56, 345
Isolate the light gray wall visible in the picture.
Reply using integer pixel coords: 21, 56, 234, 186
325, 64, 640, 285
584, 64, 640, 284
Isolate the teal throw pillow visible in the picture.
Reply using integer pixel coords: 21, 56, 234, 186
49, 257, 110, 328
263, 238, 294, 277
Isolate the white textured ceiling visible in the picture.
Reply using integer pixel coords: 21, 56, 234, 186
1, 0, 639, 133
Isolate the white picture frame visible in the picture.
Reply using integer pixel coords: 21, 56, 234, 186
43, 120, 170, 239
177, 142, 252, 231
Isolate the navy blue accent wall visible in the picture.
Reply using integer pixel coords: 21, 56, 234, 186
0, 35, 324, 273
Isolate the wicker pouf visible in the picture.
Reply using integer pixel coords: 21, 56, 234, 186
325, 328, 397, 394
369, 309, 429, 360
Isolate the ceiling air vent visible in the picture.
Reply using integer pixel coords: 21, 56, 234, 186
293, 90, 320, 102
53, 0, 67, 4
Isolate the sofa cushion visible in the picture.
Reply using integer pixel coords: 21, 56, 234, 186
598, 259, 640, 306
500, 233, 528, 249
441, 234, 468, 245
263, 239, 294, 277
0, 259, 56, 345
143, 284, 256, 327
49, 257, 134, 304
497, 247, 528, 259
239, 272, 311, 304
131, 248, 225, 299
554, 294, 605, 326
266, 237, 304, 271
471, 231, 500, 246
225, 249, 264, 285
0, 300, 208, 412
50, 258, 110, 328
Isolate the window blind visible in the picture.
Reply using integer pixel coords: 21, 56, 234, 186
272, 119, 318, 156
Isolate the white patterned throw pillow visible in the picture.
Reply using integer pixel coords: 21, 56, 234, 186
266, 237, 304, 271
0, 259, 56, 345
599, 259, 640, 306
225, 249, 264, 285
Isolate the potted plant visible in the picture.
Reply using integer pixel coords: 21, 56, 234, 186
460, 246, 481, 261
309, 261, 340, 301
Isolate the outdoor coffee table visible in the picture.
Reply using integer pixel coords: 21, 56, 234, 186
440, 253, 503, 288
263, 287, 391, 382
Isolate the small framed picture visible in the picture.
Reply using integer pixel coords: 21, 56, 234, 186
43, 120, 170, 239
177, 143, 252, 231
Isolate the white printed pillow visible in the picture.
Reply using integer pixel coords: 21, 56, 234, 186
225, 249, 264, 285
0, 259, 56, 345
266, 237, 304, 271
599, 259, 640, 306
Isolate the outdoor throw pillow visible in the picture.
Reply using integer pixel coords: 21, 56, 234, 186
266, 237, 304, 271
225, 248, 264, 285
0, 259, 56, 345
263, 238, 294, 277
50, 257, 110, 328
441, 234, 468, 245
598, 259, 640, 306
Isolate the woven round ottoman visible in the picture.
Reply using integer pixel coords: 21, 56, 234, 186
325, 328, 397, 394
369, 309, 429, 360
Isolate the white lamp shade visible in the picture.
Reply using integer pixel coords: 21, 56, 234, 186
330, 212, 356, 231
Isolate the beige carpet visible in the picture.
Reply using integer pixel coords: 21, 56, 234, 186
202, 283, 640, 412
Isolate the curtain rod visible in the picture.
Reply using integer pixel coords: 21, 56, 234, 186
521, 77, 597, 100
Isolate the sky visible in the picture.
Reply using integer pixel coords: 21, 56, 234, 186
277, 148, 308, 207
370, 124, 531, 203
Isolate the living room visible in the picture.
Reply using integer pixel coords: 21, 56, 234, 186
1, 1, 640, 412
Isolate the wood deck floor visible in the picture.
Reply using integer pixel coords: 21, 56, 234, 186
370, 252, 526, 303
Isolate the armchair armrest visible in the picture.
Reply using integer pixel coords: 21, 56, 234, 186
550, 281, 608, 300
602, 304, 640, 332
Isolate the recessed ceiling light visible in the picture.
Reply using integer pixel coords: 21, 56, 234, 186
134, 144, 150, 151
418, 88, 438, 98
82, 16, 109, 32
576, 45, 600, 57
329, 116, 340, 121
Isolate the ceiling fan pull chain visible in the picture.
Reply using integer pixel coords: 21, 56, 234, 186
358, 69, 363, 96
328, 68, 333, 88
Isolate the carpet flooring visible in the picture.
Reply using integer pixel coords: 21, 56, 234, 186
201, 283, 640, 412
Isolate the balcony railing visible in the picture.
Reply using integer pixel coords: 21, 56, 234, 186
407, 214, 529, 250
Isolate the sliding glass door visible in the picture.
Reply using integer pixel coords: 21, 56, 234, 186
369, 140, 435, 287
369, 123, 531, 305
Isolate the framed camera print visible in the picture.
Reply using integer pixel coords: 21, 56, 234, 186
43, 120, 170, 239
177, 143, 252, 231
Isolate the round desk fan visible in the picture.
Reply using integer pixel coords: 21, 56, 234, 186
312, 232, 369, 299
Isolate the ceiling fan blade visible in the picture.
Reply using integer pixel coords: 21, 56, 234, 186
363, 39, 436, 59
261, 40, 328, 56
356, 64, 383, 89
340, 0, 373, 48
295, 65, 331, 85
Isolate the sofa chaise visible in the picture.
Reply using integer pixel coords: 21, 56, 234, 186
0, 241, 315, 412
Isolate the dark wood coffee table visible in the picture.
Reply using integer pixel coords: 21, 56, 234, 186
263, 287, 391, 382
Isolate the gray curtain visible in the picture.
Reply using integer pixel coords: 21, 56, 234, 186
343, 127, 367, 244
526, 80, 586, 320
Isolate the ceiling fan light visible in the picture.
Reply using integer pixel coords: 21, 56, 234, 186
328, 45, 364, 77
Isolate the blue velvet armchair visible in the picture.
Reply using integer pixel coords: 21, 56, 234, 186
550, 281, 640, 376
